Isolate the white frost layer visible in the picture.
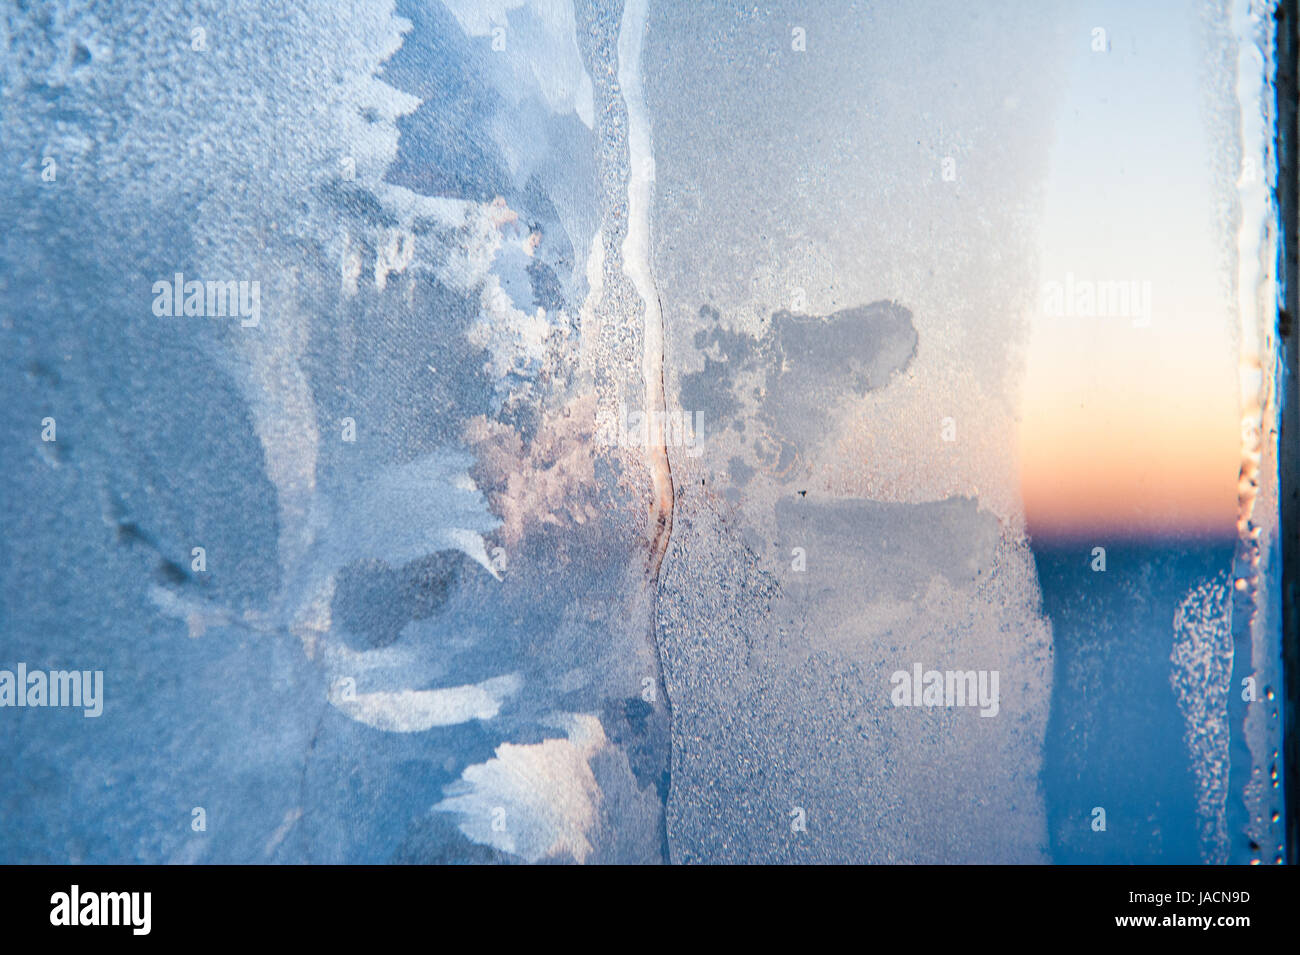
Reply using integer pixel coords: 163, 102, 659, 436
330, 674, 522, 732
440, 0, 595, 128
434, 714, 607, 862
319, 453, 503, 580
616, 0, 663, 411
1170, 572, 1233, 864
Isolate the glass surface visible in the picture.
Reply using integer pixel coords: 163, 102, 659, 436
0, 0, 1288, 865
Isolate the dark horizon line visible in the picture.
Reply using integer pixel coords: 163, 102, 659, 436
1022, 528, 1239, 550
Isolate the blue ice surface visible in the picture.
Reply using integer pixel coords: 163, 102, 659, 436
0, 0, 1264, 865
0, 0, 608, 864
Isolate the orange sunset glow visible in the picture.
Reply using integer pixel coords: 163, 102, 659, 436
1015, 6, 1244, 543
